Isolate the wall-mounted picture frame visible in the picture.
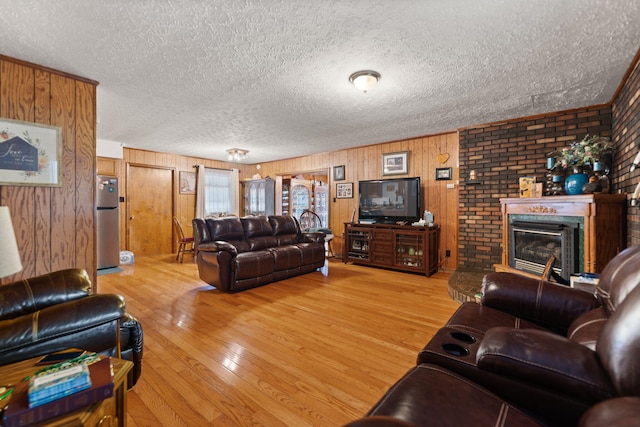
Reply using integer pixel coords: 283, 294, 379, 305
382, 151, 408, 175
0, 118, 62, 187
333, 165, 345, 181
179, 171, 196, 194
435, 167, 453, 181
336, 182, 353, 199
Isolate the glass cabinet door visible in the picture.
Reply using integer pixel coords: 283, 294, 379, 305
291, 184, 310, 219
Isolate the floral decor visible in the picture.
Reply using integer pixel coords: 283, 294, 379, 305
548, 135, 613, 170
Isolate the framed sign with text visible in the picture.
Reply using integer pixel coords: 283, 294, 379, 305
0, 118, 62, 187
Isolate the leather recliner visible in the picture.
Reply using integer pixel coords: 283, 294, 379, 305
345, 245, 640, 426
415, 244, 640, 425
0, 268, 143, 387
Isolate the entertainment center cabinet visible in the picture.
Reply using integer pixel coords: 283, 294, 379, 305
343, 222, 439, 276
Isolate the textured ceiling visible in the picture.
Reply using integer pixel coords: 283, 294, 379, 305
1, 1, 639, 164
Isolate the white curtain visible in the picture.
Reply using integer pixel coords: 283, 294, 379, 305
230, 169, 240, 215
198, 167, 240, 217
195, 164, 206, 218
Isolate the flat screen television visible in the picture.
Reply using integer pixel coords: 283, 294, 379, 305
358, 177, 421, 224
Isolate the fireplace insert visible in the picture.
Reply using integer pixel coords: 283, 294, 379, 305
509, 220, 579, 280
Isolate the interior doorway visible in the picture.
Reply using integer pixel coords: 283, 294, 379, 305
126, 164, 174, 256
275, 170, 329, 227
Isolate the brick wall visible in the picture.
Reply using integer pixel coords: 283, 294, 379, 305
458, 107, 613, 270
613, 57, 640, 246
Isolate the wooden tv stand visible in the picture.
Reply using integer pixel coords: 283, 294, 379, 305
343, 222, 439, 276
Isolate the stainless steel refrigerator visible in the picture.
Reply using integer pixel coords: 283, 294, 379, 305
97, 175, 120, 269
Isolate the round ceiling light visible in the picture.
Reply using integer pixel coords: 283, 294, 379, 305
349, 70, 381, 93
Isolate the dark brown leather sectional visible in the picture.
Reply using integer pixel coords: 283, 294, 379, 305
192, 215, 326, 292
345, 245, 640, 427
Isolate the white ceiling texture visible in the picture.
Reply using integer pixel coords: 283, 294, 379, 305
1, 1, 639, 164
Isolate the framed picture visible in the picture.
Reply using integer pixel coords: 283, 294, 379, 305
0, 118, 62, 186
382, 151, 408, 175
179, 171, 196, 194
435, 167, 452, 181
333, 165, 345, 181
336, 182, 353, 199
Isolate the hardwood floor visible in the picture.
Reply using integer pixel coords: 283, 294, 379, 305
98, 255, 460, 426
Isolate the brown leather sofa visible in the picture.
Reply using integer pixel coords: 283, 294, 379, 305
193, 215, 326, 292
0, 268, 143, 387
345, 245, 640, 427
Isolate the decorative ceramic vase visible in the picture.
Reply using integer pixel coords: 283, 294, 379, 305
565, 168, 589, 195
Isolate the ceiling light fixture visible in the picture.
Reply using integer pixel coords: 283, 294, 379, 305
349, 70, 381, 93
227, 148, 249, 162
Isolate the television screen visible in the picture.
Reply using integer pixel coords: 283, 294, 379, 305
358, 177, 421, 223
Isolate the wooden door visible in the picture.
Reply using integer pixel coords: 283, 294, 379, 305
127, 165, 174, 256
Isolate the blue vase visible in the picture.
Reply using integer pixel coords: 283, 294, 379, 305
565, 172, 589, 195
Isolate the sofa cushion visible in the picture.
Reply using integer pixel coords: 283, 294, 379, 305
268, 246, 303, 271
268, 215, 299, 236
594, 245, 640, 314
567, 307, 608, 350
241, 216, 273, 238
207, 217, 244, 241
234, 251, 274, 280
242, 217, 278, 250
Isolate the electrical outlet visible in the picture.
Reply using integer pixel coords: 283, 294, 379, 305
446, 249, 451, 257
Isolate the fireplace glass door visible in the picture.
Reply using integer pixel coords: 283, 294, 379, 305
509, 221, 579, 280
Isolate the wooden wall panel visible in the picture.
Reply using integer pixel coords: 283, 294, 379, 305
0, 55, 97, 288
34, 70, 52, 275
243, 133, 460, 269
50, 74, 77, 273
74, 81, 96, 270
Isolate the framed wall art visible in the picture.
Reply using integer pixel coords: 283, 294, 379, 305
333, 165, 345, 181
336, 182, 353, 199
435, 167, 452, 181
0, 118, 62, 187
382, 151, 408, 175
179, 171, 196, 194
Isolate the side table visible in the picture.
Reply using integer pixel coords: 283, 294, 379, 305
0, 354, 132, 426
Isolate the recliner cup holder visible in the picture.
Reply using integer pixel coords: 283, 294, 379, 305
441, 342, 470, 356
449, 331, 476, 344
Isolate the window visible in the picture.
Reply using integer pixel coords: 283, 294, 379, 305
203, 168, 239, 216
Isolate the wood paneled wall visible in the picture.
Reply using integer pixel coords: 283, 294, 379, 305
100, 132, 460, 270
240, 132, 460, 269
98, 149, 240, 254
0, 55, 98, 287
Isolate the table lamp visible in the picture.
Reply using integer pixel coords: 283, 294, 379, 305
0, 206, 22, 278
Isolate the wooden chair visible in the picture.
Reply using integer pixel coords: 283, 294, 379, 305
173, 217, 194, 263
299, 210, 334, 257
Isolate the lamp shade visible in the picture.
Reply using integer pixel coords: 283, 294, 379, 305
0, 206, 22, 278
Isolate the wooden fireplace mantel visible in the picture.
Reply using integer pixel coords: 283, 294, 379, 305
498, 194, 627, 274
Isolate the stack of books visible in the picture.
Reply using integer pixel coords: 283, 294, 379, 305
28, 363, 92, 407
3, 354, 114, 427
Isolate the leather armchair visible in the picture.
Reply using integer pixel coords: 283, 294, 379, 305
0, 268, 143, 387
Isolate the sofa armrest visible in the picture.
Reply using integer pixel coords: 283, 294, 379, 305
476, 327, 615, 403
300, 232, 325, 245
481, 272, 599, 332
0, 269, 92, 321
0, 294, 126, 366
